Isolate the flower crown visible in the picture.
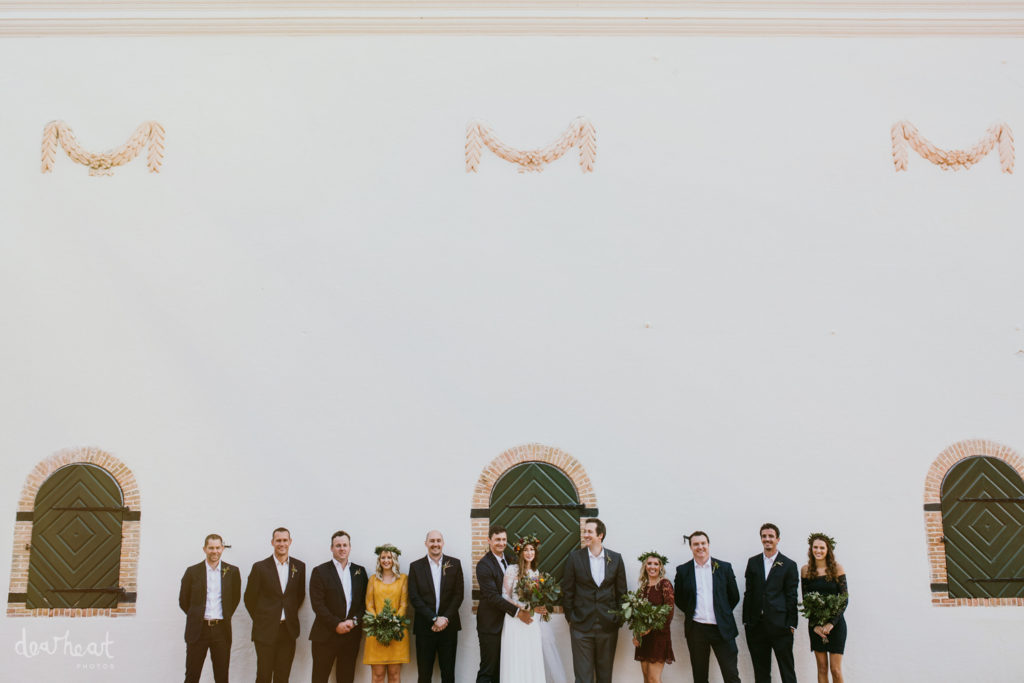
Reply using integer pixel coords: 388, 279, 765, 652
637, 550, 668, 566
512, 535, 541, 554
374, 543, 402, 557
807, 532, 837, 550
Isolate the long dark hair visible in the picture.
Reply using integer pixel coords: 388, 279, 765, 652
803, 533, 839, 583
517, 543, 538, 575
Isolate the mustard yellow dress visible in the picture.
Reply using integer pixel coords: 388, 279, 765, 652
363, 573, 410, 665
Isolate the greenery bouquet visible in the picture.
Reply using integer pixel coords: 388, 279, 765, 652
609, 587, 672, 641
798, 592, 848, 643
362, 598, 410, 646
514, 571, 561, 622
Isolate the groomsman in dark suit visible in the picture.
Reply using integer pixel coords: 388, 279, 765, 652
673, 531, 741, 683
743, 523, 799, 683
476, 524, 532, 683
309, 531, 368, 683
562, 518, 627, 683
244, 527, 306, 683
179, 533, 241, 683
408, 530, 464, 683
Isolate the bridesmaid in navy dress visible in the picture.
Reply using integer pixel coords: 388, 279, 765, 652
800, 533, 847, 683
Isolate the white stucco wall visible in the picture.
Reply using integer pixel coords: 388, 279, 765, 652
2, 27, 1024, 682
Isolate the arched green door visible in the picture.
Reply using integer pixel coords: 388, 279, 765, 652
942, 456, 1024, 598
27, 464, 125, 609
490, 462, 581, 581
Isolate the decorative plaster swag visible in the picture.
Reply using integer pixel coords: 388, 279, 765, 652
466, 117, 596, 173
42, 120, 165, 176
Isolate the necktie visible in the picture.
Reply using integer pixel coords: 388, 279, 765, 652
500, 558, 507, 571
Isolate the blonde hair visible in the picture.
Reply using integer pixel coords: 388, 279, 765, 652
637, 555, 665, 588
375, 550, 402, 579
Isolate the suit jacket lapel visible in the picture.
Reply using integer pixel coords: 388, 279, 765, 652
329, 561, 347, 615
199, 563, 209, 605
710, 558, 722, 604
755, 557, 768, 587
765, 555, 782, 584
583, 548, 602, 587
490, 553, 505, 581
439, 555, 454, 598
580, 549, 594, 586
599, 550, 612, 587
426, 558, 439, 605
687, 562, 698, 606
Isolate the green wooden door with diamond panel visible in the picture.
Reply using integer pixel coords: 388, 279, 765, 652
27, 464, 124, 609
490, 463, 582, 582
942, 456, 1024, 599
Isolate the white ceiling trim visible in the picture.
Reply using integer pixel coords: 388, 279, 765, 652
3, 1, 1024, 36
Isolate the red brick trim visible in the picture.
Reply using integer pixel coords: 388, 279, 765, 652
924, 439, 1024, 607
470, 443, 596, 612
7, 446, 140, 617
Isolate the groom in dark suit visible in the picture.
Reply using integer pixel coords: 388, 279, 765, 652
408, 529, 464, 683
673, 530, 741, 683
309, 530, 368, 683
244, 527, 306, 683
562, 518, 627, 683
179, 533, 241, 683
743, 523, 799, 683
476, 524, 532, 683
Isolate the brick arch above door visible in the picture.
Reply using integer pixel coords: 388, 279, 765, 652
7, 447, 140, 617
924, 439, 1024, 607
469, 443, 598, 611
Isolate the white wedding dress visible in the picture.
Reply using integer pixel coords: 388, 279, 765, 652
499, 565, 568, 683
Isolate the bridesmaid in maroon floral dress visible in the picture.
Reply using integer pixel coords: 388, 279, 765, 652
633, 551, 675, 683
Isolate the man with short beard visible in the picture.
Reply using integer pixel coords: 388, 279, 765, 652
408, 530, 464, 683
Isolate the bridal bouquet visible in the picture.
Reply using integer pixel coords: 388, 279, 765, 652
609, 587, 672, 641
514, 572, 561, 622
362, 599, 410, 646
798, 592, 847, 643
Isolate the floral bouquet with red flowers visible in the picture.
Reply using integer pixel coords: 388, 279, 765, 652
514, 572, 561, 622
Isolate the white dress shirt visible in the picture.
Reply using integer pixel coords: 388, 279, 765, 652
276, 557, 289, 620
693, 558, 716, 625
493, 553, 508, 573
763, 552, 778, 580
333, 558, 353, 619
428, 556, 443, 613
204, 561, 224, 619
588, 548, 606, 586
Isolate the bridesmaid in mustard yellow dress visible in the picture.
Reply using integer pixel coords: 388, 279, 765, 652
364, 543, 410, 683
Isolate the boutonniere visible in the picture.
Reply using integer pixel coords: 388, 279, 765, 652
442, 560, 452, 576
221, 565, 231, 578
290, 564, 298, 579
712, 561, 720, 573
773, 561, 783, 569
354, 568, 363, 577
605, 555, 612, 566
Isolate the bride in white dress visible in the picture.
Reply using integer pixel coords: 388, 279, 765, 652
499, 536, 568, 683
